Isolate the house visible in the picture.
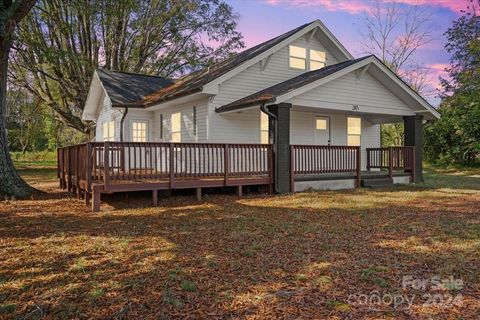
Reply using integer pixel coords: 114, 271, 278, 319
61, 20, 439, 211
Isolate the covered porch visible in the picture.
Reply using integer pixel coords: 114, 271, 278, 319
263, 102, 424, 193
215, 55, 437, 193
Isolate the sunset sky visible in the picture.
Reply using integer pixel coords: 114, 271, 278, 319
225, 0, 467, 104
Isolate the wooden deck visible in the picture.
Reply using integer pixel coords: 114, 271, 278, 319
58, 142, 415, 212
58, 142, 273, 212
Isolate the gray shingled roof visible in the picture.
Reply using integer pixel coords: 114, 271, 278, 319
96, 69, 174, 107
216, 56, 373, 113
136, 21, 316, 107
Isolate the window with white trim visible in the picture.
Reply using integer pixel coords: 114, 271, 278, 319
289, 45, 326, 71
132, 121, 147, 142
102, 120, 114, 141
260, 111, 269, 144
289, 45, 307, 70
171, 112, 181, 142
310, 49, 326, 70
316, 118, 327, 130
347, 117, 361, 146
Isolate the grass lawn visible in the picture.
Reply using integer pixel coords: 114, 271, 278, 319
0, 167, 479, 319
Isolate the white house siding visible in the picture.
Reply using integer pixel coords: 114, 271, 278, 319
151, 98, 209, 143
291, 71, 413, 115
208, 34, 343, 143
95, 95, 123, 142
290, 109, 380, 169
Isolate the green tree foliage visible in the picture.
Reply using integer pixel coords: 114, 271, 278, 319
6, 88, 85, 152
10, 0, 244, 134
425, 2, 480, 167
381, 123, 404, 147
6, 89, 46, 153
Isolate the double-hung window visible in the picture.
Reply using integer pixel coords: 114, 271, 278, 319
102, 121, 114, 141
289, 45, 307, 70
171, 112, 181, 142
260, 112, 269, 144
310, 49, 326, 70
347, 117, 361, 146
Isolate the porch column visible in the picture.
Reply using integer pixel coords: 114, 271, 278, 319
403, 115, 423, 182
267, 103, 292, 193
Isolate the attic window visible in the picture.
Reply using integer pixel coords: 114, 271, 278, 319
289, 45, 306, 70
310, 49, 326, 70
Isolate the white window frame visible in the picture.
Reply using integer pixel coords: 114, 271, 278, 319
289, 45, 326, 71
102, 120, 115, 141
171, 112, 182, 143
289, 45, 307, 70
309, 49, 326, 70
347, 117, 362, 146
131, 120, 149, 142
260, 111, 269, 144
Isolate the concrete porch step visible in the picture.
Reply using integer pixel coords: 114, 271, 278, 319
361, 177, 394, 188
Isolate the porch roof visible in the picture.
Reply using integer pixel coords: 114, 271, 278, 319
216, 56, 371, 113
216, 55, 440, 120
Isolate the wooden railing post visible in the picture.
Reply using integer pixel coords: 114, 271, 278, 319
169, 143, 175, 188
86, 143, 92, 190
75, 145, 80, 198
411, 147, 416, 183
356, 146, 361, 188
388, 147, 393, 179
224, 144, 229, 186
366, 148, 371, 171
104, 142, 110, 192
67, 147, 72, 192
290, 145, 295, 192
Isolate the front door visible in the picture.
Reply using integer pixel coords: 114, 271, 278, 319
314, 116, 330, 145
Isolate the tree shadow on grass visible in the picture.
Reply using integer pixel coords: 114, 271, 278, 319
1, 189, 479, 319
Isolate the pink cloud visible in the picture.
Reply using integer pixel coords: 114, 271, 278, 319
265, 0, 373, 14
265, 0, 468, 14
422, 63, 449, 93
389, 0, 468, 13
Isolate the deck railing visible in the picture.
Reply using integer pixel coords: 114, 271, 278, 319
58, 142, 273, 194
366, 146, 415, 181
291, 145, 362, 189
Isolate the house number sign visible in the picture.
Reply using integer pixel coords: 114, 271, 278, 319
352, 105, 360, 111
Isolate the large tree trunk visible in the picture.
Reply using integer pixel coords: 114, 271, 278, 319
0, 35, 36, 198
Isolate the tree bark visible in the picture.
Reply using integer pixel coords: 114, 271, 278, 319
0, 33, 36, 198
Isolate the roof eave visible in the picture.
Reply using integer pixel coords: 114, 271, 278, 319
144, 87, 203, 108
216, 98, 276, 113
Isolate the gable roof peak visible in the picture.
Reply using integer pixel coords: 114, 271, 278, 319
104, 20, 353, 108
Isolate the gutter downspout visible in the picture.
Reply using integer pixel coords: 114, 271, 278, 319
120, 107, 129, 142
260, 103, 276, 143
260, 103, 278, 193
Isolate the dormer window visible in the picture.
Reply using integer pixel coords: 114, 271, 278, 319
289, 45, 326, 71
310, 49, 326, 70
289, 45, 307, 70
